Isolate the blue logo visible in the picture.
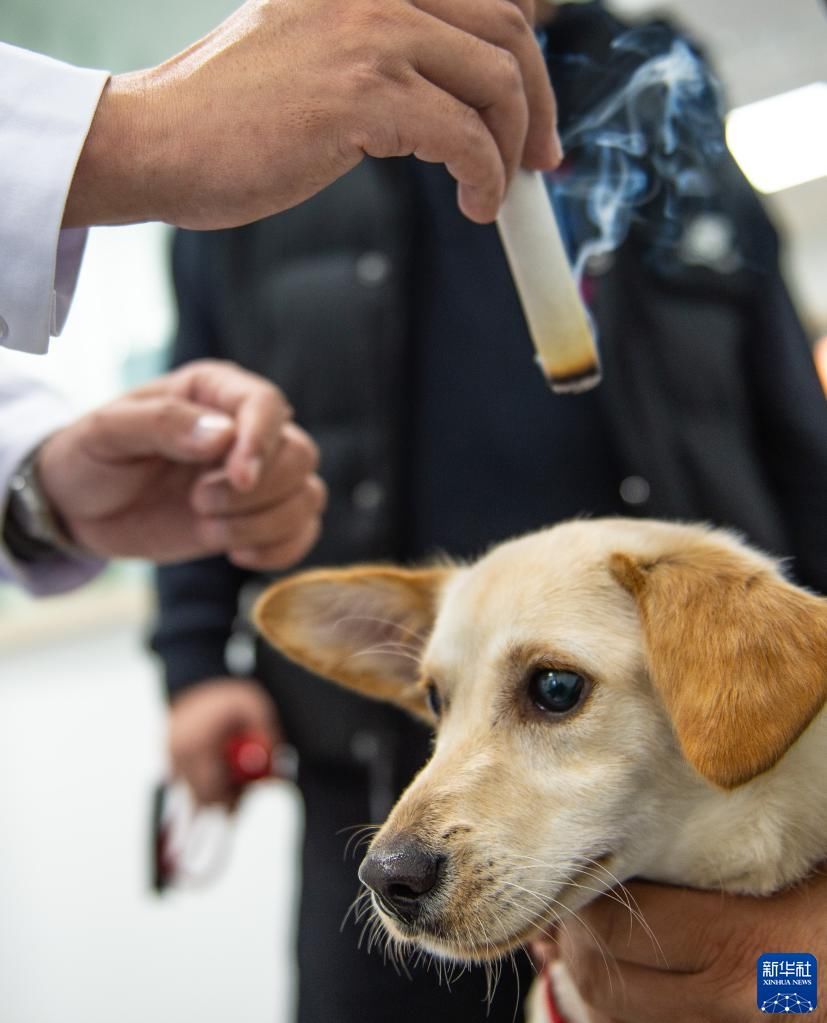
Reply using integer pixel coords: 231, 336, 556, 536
758, 954, 817, 1013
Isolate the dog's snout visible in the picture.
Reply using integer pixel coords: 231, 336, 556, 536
359, 836, 445, 922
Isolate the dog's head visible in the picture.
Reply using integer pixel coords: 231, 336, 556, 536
255, 519, 827, 961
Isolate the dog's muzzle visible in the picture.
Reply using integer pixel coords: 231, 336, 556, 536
359, 835, 446, 925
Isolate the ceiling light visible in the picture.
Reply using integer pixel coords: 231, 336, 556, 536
726, 82, 827, 194
605, 0, 660, 14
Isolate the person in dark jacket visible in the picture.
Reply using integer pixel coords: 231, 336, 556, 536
152, 5, 827, 1022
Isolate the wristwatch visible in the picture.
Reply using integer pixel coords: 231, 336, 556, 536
2, 447, 84, 562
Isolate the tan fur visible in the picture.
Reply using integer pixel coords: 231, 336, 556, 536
610, 546, 827, 787
254, 564, 448, 718
255, 518, 827, 977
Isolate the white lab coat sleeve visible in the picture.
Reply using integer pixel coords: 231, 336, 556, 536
0, 363, 105, 594
0, 43, 109, 354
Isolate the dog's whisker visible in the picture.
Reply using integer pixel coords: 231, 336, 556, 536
352, 902, 373, 926
379, 929, 389, 966
497, 853, 667, 971
508, 948, 522, 1023
394, 938, 413, 980
368, 918, 385, 956
556, 874, 661, 948
336, 821, 378, 834
514, 936, 541, 977
339, 823, 380, 859
502, 853, 646, 926
484, 952, 503, 1012
356, 912, 374, 951
380, 928, 406, 976
345, 830, 381, 860
473, 907, 502, 1008
353, 835, 379, 858
559, 913, 625, 999
499, 879, 622, 995
496, 891, 565, 951
567, 858, 668, 967
340, 885, 373, 932
383, 931, 398, 973
479, 920, 503, 1006
367, 917, 384, 956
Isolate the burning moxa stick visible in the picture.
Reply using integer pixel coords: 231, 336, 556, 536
496, 169, 601, 393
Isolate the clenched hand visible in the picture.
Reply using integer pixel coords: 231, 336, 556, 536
65, 0, 561, 229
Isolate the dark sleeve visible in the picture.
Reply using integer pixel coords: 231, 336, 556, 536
150, 231, 253, 695
747, 268, 827, 595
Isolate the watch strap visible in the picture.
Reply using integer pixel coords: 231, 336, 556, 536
3, 446, 87, 562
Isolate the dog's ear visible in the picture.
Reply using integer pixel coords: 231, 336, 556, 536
253, 565, 451, 720
610, 542, 827, 789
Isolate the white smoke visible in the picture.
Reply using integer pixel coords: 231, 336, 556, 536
547, 27, 727, 282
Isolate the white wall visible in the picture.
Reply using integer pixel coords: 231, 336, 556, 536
0, 593, 299, 1023
3, 0, 237, 71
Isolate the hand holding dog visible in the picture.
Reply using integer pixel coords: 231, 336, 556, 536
65, 0, 560, 230
549, 874, 827, 1023
37, 360, 326, 568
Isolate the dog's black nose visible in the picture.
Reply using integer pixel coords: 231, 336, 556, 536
359, 836, 445, 923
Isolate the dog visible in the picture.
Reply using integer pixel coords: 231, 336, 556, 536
254, 518, 827, 1020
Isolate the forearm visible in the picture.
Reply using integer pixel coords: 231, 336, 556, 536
62, 70, 172, 229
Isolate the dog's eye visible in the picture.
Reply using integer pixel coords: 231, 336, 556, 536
529, 669, 586, 715
426, 683, 442, 719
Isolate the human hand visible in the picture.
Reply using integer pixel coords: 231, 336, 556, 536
64, 0, 560, 229
36, 360, 326, 568
538, 874, 827, 1023
169, 677, 282, 807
